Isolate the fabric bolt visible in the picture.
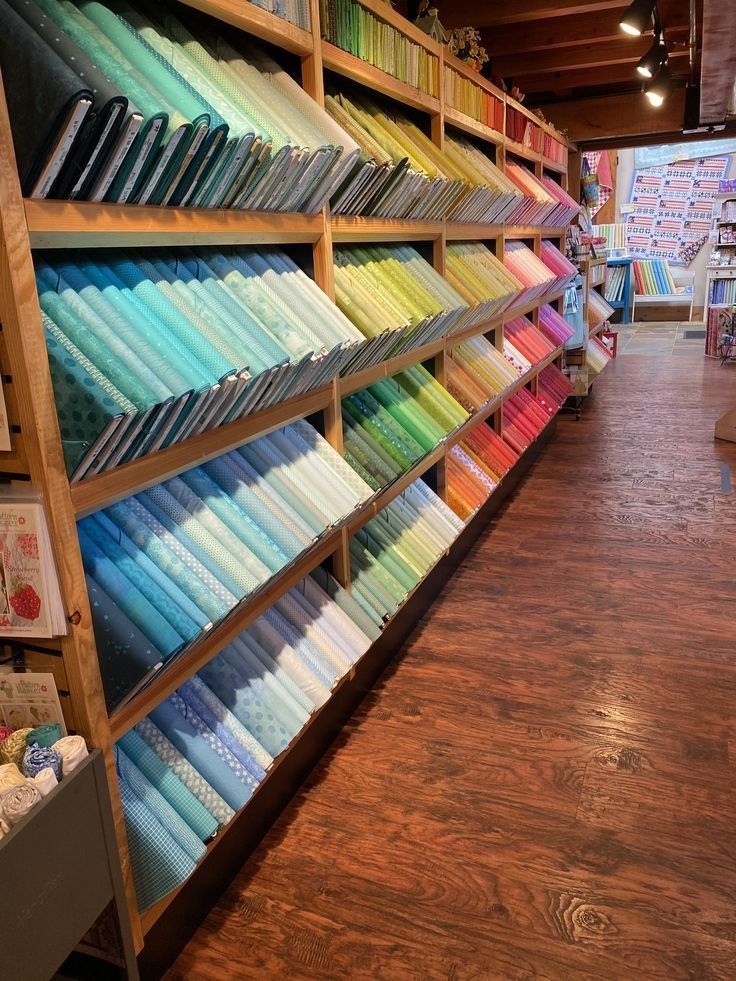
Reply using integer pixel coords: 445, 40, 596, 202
134, 717, 234, 826
0, 729, 33, 767
32, 767, 59, 797
26, 724, 62, 749
22, 743, 63, 781
185, 674, 272, 774
0, 763, 25, 791
116, 747, 206, 863
54, 735, 89, 775
177, 679, 266, 784
0, 781, 42, 827
148, 698, 251, 812
117, 729, 218, 841
118, 767, 196, 913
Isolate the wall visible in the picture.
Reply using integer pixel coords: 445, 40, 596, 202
613, 147, 736, 311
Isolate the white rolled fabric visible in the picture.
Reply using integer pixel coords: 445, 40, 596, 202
32, 766, 58, 797
53, 735, 88, 776
0, 762, 25, 791
0, 781, 42, 826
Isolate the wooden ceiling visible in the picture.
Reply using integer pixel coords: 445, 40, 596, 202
440, 0, 695, 105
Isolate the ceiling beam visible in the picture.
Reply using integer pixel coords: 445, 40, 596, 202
492, 31, 688, 77
517, 62, 687, 93
543, 88, 687, 141
438, 0, 626, 28
699, 0, 736, 122
475, 0, 688, 56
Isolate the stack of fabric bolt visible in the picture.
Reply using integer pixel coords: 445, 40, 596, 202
2, 0, 360, 209
504, 243, 556, 304
446, 336, 519, 411
38, 247, 369, 480
504, 316, 557, 366
342, 369, 468, 491
503, 388, 550, 453
116, 569, 377, 911
444, 242, 524, 336
539, 303, 576, 346
537, 363, 573, 414
348, 479, 463, 622
82, 422, 374, 710
539, 241, 577, 292
446, 423, 519, 521
333, 245, 468, 358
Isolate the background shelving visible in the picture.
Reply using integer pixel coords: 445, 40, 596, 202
0, 0, 572, 962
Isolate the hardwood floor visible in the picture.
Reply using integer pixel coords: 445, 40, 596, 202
167, 340, 736, 980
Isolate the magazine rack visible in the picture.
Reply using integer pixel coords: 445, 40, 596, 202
0, 0, 572, 966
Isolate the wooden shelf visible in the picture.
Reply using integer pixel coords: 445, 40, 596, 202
69, 386, 333, 519
175, 0, 314, 54
321, 41, 440, 115
504, 139, 542, 164
339, 339, 445, 395
24, 200, 326, 249
443, 106, 504, 147
542, 157, 568, 175
331, 215, 443, 242
445, 222, 504, 241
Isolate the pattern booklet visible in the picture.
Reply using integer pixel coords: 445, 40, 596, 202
0, 496, 66, 637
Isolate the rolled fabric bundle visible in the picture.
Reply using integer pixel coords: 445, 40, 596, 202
22, 743, 63, 781
54, 735, 88, 775
0, 726, 14, 742
0, 729, 32, 767
0, 763, 25, 790
0, 781, 42, 826
32, 767, 58, 797
26, 723, 62, 749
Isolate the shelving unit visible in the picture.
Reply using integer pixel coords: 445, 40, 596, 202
0, 0, 572, 968
705, 193, 736, 355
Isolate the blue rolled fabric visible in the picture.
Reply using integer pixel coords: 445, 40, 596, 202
149, 697, 251, 812
25, 724, 62, 749
22, 743, 63, 781
118, 770, 196, 913
116, 747, 205, 864
177, 679, 266, 783
117, 729, 218, 842
78, 526, 184, 656
199, 651, 291, 759
169, 690, 259, 793
92, 510, 211, 631
79, 516, 200, 645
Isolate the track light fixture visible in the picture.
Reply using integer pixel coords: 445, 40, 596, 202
636, 34, 667, 78
643, 63, 674, 106
620, 0, 657, 36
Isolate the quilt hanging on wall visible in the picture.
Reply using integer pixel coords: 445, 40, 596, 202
625, 155, 729, 265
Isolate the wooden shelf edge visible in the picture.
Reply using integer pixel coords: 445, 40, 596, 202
175, 0, 314, 54
25, 200, 326, 248
446, 288, 566, 348
321, 41, 440, 115
331, 215, 443, 242
443, 106, 504, 147
504, 139, 542, 164
339, 339, 444, 395
542, 158, 568, 175
70, 386, 333, 518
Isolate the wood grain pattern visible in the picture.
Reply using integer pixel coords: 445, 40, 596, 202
166, 345, 736, 980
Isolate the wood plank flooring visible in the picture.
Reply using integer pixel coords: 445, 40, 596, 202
167, 339, 736, 980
